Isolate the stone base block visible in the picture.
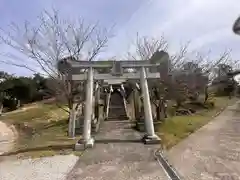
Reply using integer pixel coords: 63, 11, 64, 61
135, 121, 162, 132
142, 134, 161, 144
75, 138, 94, 151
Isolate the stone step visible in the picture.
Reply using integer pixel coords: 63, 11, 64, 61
102, 120, 136, 124
108, 112, 126, 116
108, 115, 128, 118
107, 117, 128, 120
108, 114, 126, 116
109, 114, 128, 116
108, 112, 126, 114
107, 117, 128, 119
135, 121, 162, 132
75, 122, 100, 135
109, 107, 126, 110
106, 117, 129, 121
108, 107, 126, 112
108, 116, 128, 118
98, 120, 136, 131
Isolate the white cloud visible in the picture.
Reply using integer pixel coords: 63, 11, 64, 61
108, 0, 240, 60
1, 0, 240, 75
189, 28, 232, 51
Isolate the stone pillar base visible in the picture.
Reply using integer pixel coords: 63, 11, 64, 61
141, 134, 161, 144
75, 138, 95, 151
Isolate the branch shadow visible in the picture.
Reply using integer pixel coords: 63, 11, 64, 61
0, 140, 143, 157
40, 119, 68, 131
0, 144, 74, 157
12, 119, 68, 137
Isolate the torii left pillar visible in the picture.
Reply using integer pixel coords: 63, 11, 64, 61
75, 66, 95, 150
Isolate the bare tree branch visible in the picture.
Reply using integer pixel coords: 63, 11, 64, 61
170, 41, 190, 70
127, 34, 168, 60
0, 9, 114, 115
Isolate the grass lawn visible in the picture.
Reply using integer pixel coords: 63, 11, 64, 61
0, 102, 82, 158
157, 97, 238, 149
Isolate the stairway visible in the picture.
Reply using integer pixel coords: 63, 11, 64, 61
107, 89, 128, 121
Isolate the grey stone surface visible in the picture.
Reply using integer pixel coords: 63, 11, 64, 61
168, 102, 240, 180
0, 155, 79, 180
67, 121, 168, 180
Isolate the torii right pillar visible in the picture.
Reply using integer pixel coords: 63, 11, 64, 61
140, 66, 161, 144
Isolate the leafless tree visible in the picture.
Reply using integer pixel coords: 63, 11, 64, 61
0, 10, 114, 137
170, 42, 190, 71
160, 43, 191, 108
195, 49, 232, 102
126, 34, 168, 60
0, 9, 114, 112
170, 48, 233, 105
127, 35, 191, 116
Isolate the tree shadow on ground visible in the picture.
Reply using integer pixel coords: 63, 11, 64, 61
40, 119, 68, 131
13, 119, 68, 137
0, 144, 74, 157
0, 140, 143, 157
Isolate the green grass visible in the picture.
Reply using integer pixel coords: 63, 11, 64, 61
0, 102, 80, 158
157, 97, 238, 149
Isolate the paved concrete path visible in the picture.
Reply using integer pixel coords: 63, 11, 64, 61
168, 102, 240, 180
67, 121, 168, 180
0, 155, 79, 180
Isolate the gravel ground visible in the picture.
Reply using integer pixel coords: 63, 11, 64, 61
0, 155, 79, 180
168, 102, 240, 180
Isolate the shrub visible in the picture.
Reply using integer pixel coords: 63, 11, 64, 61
2, 97, 18, 111
204, 99, 215, 109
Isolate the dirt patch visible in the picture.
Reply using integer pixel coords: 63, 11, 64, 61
0, 103, 80, 159
0, 121, 17, 155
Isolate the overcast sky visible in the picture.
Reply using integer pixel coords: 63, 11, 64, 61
0, 0, 240, 76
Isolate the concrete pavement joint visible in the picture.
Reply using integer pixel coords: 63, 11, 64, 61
154, 148, 182, 180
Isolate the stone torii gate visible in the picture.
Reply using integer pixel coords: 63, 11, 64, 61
58, 59, 163, 149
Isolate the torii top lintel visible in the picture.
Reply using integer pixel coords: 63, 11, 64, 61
60, 59, 160, 69
57, 50, 169, 74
